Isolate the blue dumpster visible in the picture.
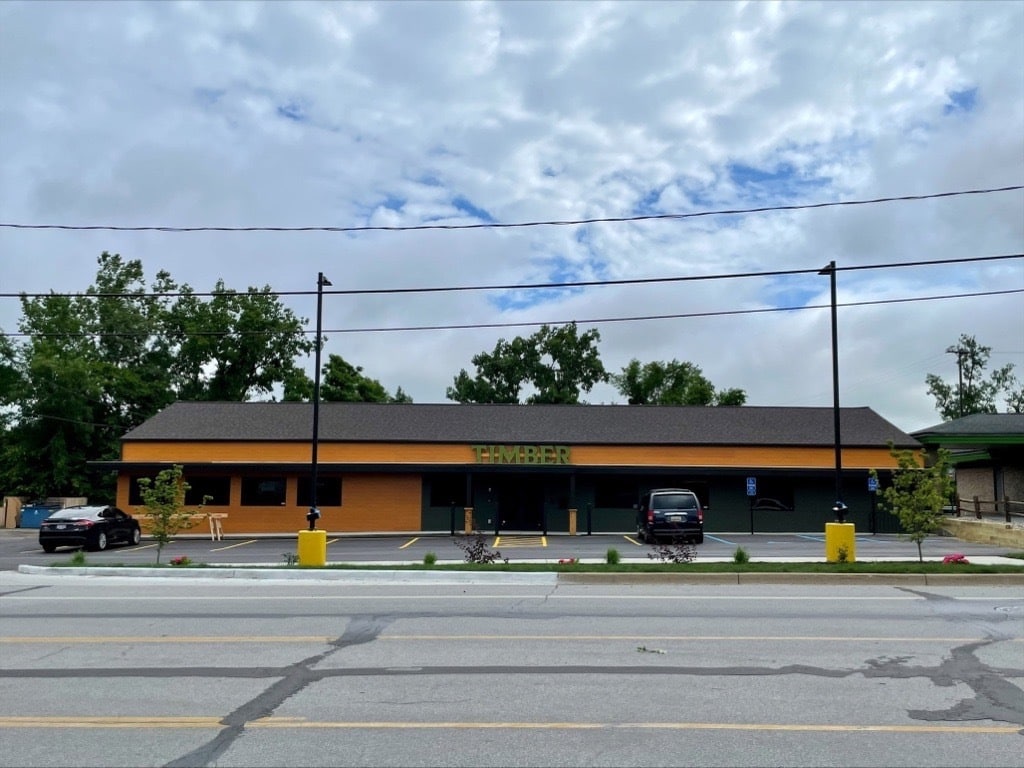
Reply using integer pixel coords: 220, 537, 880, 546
19, 504, 62, 529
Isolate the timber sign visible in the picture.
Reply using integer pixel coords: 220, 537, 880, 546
471, 445, 571, 465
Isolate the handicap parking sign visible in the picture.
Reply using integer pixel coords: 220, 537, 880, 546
746, 477, 757, 496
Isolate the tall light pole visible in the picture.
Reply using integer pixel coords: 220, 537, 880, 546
819, 261, 846, 523
308, 271, 332, 531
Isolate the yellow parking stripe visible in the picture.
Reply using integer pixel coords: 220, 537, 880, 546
210, 540, 257, 552
493, 536, 546, 548
623, 535, 643, 546
399, 537, 419, 549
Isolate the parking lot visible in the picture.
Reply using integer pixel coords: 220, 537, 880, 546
1, 528, 1019, 570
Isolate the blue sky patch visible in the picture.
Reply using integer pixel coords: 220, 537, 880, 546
194, 88, 225, 107
490, 255, 586, 311
452, 195, 495, 222
728, 161, 831, 204
381, 194, 405, 212
276, 101, 307, 122
944, 87, 978, 115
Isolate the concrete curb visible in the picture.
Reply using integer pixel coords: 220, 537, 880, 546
16, 564, 558, 585
16, 564, 1024, 586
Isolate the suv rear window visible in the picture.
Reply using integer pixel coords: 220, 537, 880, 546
651, 493, 698, 511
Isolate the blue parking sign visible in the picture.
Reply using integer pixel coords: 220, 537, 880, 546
868, 476, 878, 492
746, 477, 757, 496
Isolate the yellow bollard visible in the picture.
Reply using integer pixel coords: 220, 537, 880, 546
297, 529, 327, 567
568, 508, 577, 536
825, 522, 856, 563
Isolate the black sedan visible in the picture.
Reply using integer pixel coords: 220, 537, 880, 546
38, 505, 142, 553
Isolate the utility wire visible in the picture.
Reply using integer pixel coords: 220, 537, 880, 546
5, 287, 1019, 339
3, 253, 1020, 300
1, 185, 1020, 233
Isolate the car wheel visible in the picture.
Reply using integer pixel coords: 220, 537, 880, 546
42, 543, 56, 553
130, 528, 141, 546
694, 533, 704, 545
91, 531, 108, 552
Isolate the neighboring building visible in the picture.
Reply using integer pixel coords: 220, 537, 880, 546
95, 402, 920, 535
912, 413, 1024, 513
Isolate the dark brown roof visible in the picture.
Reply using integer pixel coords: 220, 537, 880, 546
122, 402, 919, 448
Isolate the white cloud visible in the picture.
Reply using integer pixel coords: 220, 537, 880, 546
1, 0, 1021, 433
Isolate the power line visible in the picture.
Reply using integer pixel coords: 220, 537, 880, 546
1, 185, 1020, 233
4, 287, 1019, 339
3, 253, 1020, 300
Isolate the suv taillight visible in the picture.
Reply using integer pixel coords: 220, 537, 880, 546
646, 508, 654, 523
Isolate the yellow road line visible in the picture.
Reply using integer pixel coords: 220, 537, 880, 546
623, 535, 643, 546
0, 716, 1016, 734
210, 540, 257, 552
398, 537, 419, 549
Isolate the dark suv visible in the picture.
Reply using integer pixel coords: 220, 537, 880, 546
636, 488, 704, 544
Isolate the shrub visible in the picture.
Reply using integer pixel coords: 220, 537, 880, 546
169, 555, 192, 567
606, 547, 621, 565
647, 537, 697, 564
423, 551, 437, 566
70, 550, 87, 566
453, 532, 508, 564
733, 546, 749, 564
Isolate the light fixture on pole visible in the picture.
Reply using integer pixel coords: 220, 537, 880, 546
308, 271, 332, 531
818, 260, 847, 523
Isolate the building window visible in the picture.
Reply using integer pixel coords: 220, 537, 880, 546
296, 476, 342, 507
428, 474, 466, 507
241, 477, 287, 506
128, 476, 146, 506
184, 476, 231, 506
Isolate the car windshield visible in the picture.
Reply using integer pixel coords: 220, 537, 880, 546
47, 508, 101, 520
652, 494, 697, 510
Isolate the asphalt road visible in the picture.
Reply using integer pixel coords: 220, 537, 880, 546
1, 528, 1019, 570
1, 572, 1022, 767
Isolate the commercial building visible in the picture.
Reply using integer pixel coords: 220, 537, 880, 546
97, 401, 919, 535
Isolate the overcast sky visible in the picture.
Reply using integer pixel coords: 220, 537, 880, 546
1, 0, 1022, 433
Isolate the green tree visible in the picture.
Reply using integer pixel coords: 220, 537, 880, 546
611, 358, 747, 406
168, 280, 313, 401
281, 354, 412, 403
2, 252, 316, 500
447, 322, 606, 404
876, 446, 955, 562
926, 334, 1021, 420
135, 464, 204, 564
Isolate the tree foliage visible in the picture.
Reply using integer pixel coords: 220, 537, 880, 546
447, 322, 607, 404
611, 358, 746, 406
925, 334, 1022, 420
282, 353, 412, 403
135, 464, 204, 564
0, 252, 313, 499
876, 447, 955, 562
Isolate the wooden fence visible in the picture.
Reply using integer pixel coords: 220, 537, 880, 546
948, 496, 1024, 524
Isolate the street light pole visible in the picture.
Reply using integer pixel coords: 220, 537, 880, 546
309, 271, 331, 531
818, 260, 846, 523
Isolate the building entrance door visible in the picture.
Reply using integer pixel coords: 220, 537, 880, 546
495, 477, 545, 532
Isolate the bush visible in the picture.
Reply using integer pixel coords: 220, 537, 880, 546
733, 546, 749, 564
423, 551, 437, 566
453, 532, 508, 564
606, 547, 620, 565
647, 537, 697, 564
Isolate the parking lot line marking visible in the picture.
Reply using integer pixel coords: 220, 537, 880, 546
704, 534, 735, 544
623, 535, 643, 546
326, 538, 341, 545
399, 537, 419, 549
797, 534, 825, 542
210, 540, 257, 552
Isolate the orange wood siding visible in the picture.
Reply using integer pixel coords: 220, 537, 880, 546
122, 441, 902, 469
121, 473, 422, 534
